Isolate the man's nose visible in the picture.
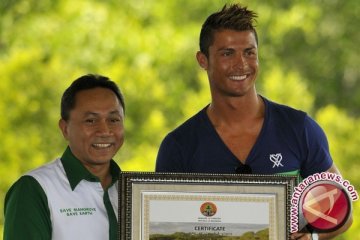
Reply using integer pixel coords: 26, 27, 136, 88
97, 120, 111, 135
233, 54, 247, 69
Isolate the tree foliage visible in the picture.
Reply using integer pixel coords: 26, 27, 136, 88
0, 0, 359, 239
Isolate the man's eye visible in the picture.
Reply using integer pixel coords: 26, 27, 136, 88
222, 51, 232, 56
245, 50, 256, 56
85, 119, 96, 123
110, 118, 121, 123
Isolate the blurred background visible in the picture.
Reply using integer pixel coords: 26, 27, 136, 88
0, 0, 359, 238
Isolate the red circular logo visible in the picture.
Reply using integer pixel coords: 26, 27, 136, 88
200, 202, 217, 217
301, 182, 351, 232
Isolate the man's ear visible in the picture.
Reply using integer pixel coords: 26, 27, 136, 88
196, 51, 209, 70
59, 119, 69, 140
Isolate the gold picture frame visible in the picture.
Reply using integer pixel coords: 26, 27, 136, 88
119, 172, 297, 240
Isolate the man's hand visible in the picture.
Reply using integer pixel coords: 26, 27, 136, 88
291, 232, 312, 240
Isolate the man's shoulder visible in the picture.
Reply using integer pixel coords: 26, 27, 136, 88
169, 107, 207, 137
8, 175, 43, 191
6, 159, 61, 200
265, 98, 307, 123
5, 174, 48, 210
25, 158, 63, 181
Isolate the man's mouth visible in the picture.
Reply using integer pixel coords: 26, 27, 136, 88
229, 75, 247, 81
92, 143, 112, 149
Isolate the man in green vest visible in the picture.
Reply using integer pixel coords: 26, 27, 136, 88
4, 74, 124, 240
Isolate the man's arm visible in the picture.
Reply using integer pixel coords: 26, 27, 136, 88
155, 134, 184, 172
4, 176, 52, 240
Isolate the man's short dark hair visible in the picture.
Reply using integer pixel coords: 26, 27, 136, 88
61, 74, 125, 121
199, 4, 258, 57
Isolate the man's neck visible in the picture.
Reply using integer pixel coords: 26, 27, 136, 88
84, 163, 112, 189
207, 93, 264, 127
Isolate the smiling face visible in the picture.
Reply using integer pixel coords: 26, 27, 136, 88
197, 29, 259, 100
59, 87, 124, 169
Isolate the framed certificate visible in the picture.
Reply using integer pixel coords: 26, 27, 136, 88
119, 172, 297, 240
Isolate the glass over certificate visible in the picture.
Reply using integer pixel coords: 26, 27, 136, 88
119, 172, 296, 240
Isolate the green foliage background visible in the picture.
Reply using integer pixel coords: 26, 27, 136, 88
0, 0, 359, 239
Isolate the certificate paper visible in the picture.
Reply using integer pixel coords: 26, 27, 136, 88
143, 192, 276, 239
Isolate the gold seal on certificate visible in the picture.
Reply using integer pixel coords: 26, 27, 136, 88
200, 201, 217, 217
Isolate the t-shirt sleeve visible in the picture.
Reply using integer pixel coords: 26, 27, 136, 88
300, 116, 333, 178
155, 134, 185, 172
4, 175, 52, 240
